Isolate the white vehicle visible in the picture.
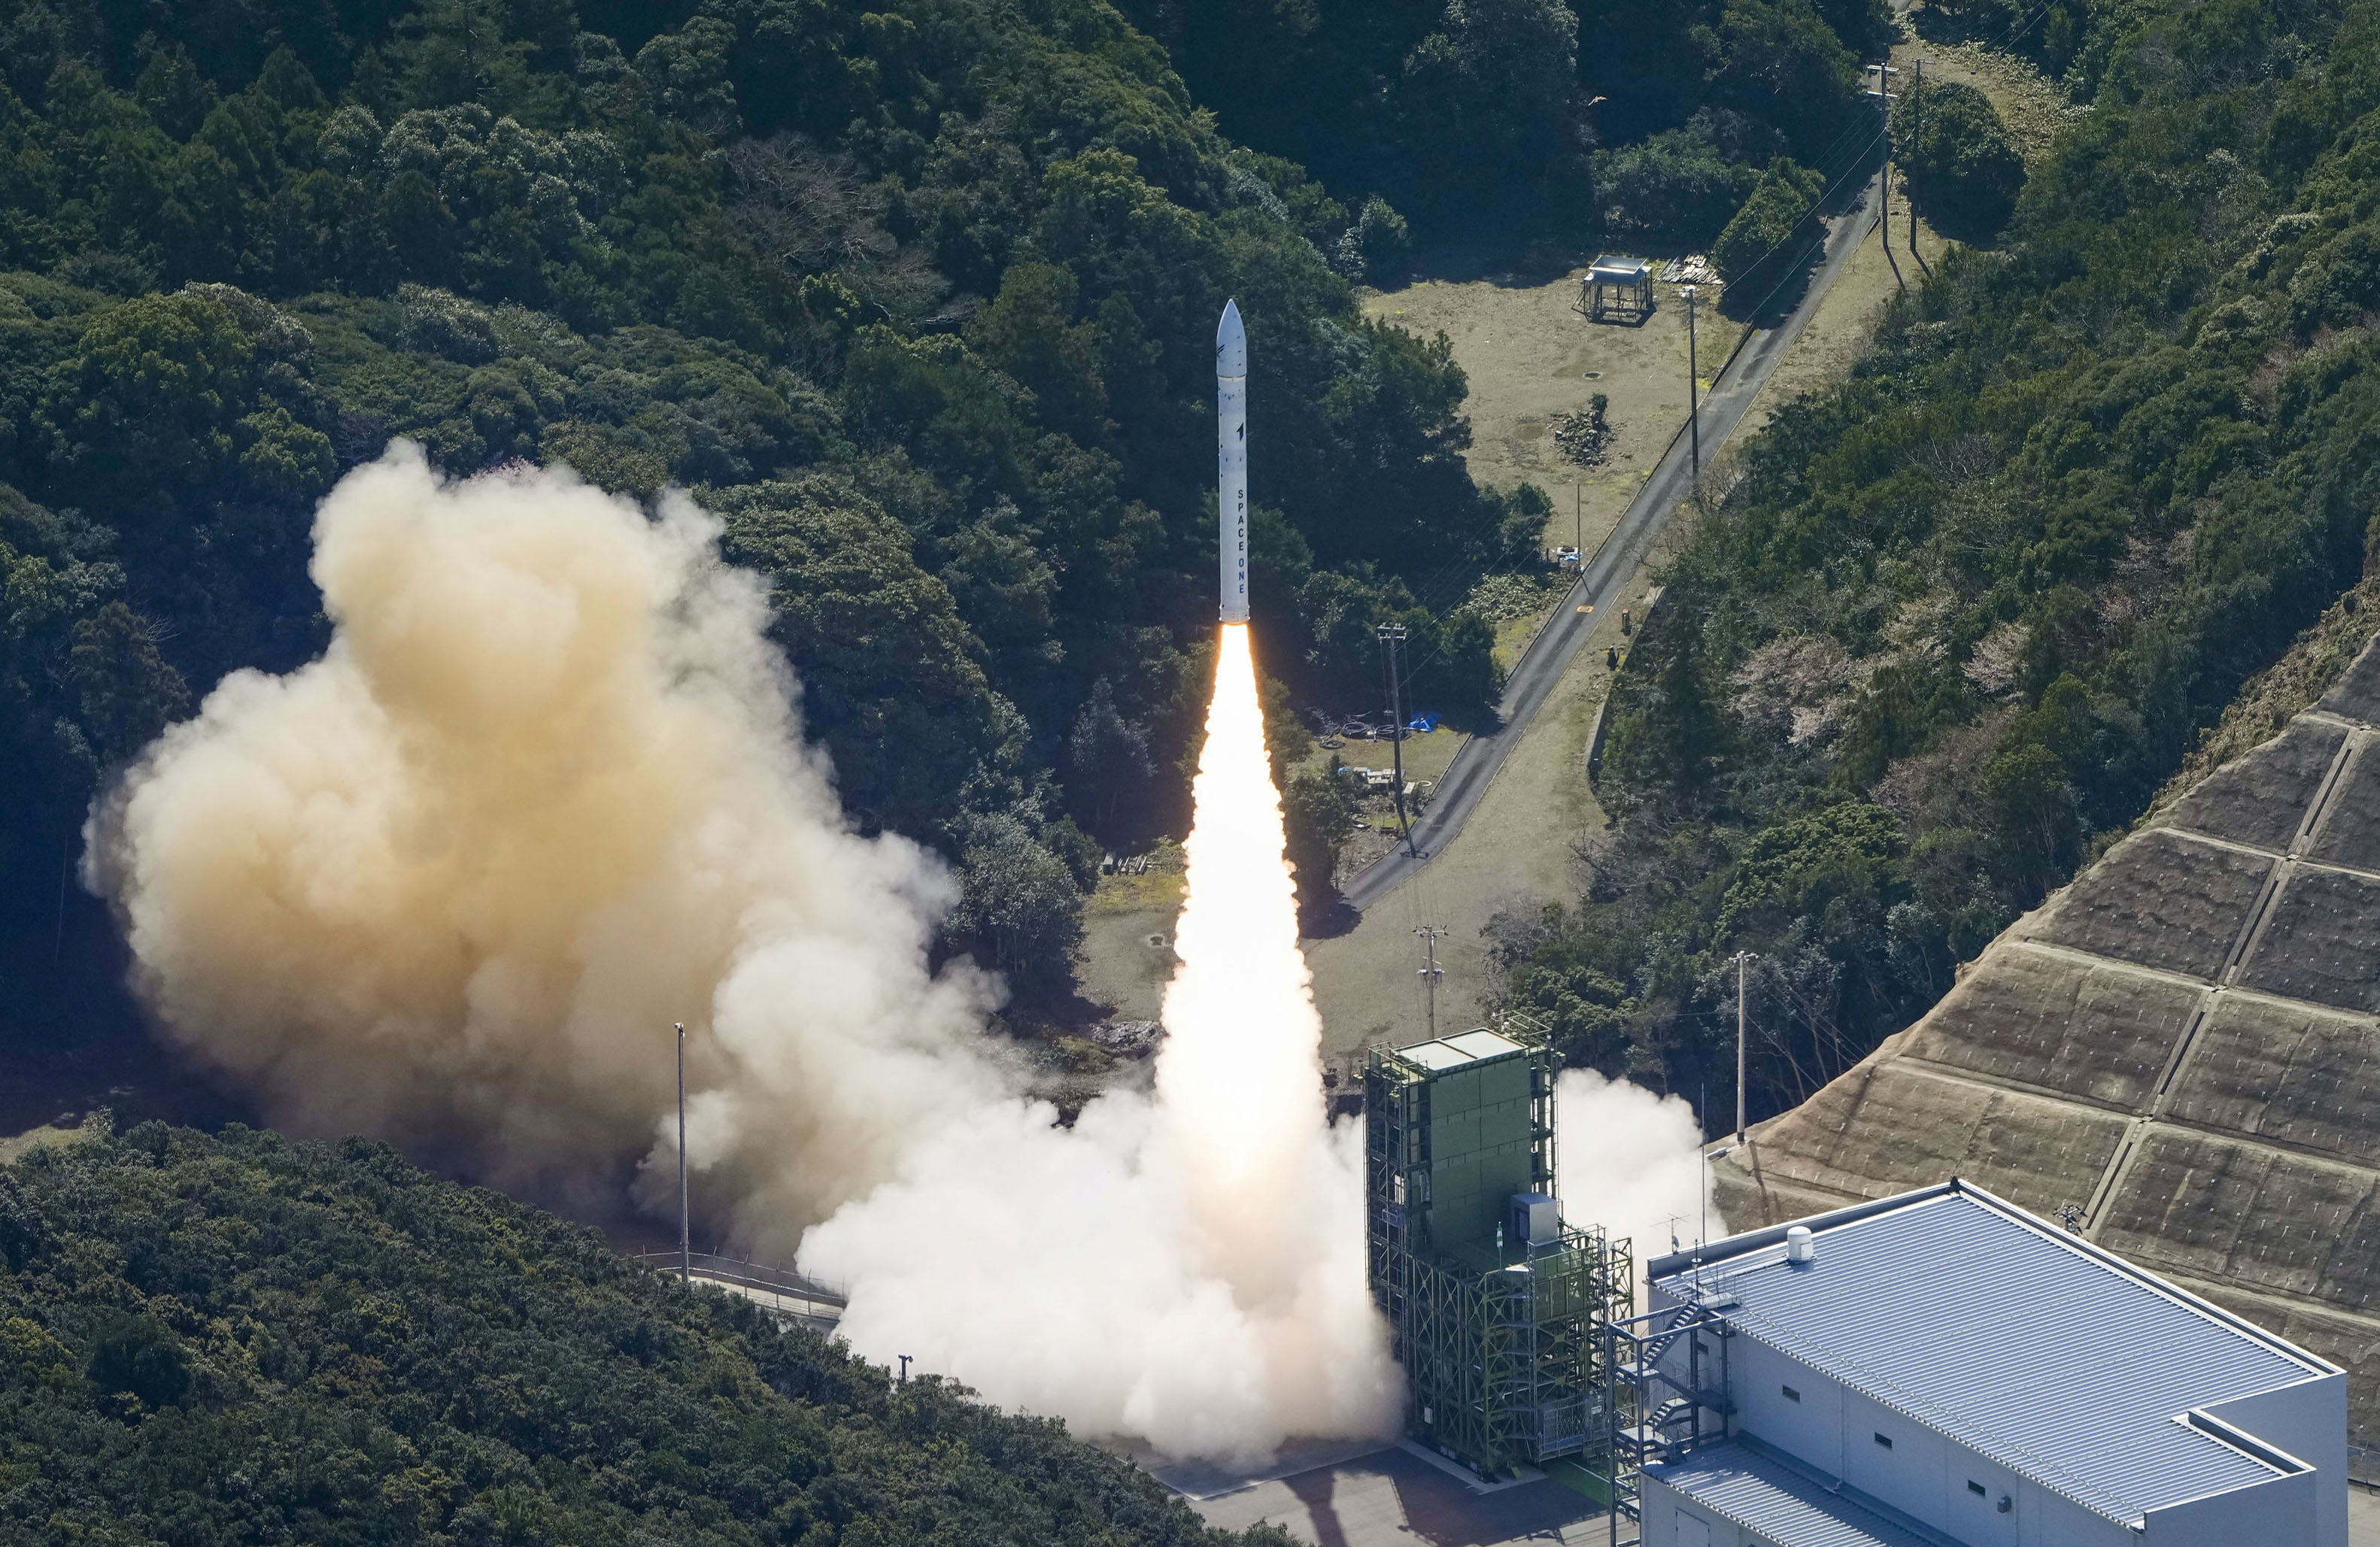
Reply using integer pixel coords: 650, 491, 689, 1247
1554, 545, 1582, 565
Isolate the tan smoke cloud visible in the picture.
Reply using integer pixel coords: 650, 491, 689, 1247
88, 444, 1003, 1228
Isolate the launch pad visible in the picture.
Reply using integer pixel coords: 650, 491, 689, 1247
1365, 1024, 1632, 1486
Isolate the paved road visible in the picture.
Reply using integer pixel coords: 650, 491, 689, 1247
1343, 177, 1884, 913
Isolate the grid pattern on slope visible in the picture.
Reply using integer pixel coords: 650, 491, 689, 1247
2028, 829, 2272, 981
1650, 1440, 1955, 1547
2163, 718, 2346, 853
1716, 651, 2380, 1450
1663, 1192, 2317, 1523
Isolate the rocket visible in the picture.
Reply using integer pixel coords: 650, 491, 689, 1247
1216, 299, 1249, 624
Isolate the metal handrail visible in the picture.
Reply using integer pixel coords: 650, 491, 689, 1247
636, 1249, 848, 1312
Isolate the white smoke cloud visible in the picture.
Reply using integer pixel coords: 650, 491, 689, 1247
1554, 1068, 1726, 1299
90, 447, 1399, 1458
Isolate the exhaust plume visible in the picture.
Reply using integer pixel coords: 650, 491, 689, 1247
801, 622, 1398, 1457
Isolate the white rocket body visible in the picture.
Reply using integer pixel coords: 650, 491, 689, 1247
1216, 299, 1249, 625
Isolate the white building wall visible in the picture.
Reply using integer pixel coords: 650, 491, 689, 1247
2142, 1464, 2315, 1547
2202, 1373, 2346, 1547
1728, 1336, 1845, 1479
1841, 1385, 1948, 1524
2018, 1478, 2137, 1547
1714, 1339, 2138, 1547
1638, 1473, 1750, 1547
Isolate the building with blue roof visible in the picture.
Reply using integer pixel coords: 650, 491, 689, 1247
1627, 1179, 2344, 1547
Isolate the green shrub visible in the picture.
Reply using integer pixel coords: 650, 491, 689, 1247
1893, 80, 2026, 241
1595, 126, 1764, 242
1711, 159, 1829, 296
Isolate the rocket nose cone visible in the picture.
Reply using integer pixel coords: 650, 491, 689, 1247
1216, 299, 1247, 378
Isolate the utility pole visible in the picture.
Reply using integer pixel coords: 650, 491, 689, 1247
898, 1354, 912, 1386
1574, 481, 1582, 561
1866, 62, 1901, 239
1377, 621, 1417, 857
1732, 953, 1754, 1144
1416, 925, 1447, 1039
675, 1022, 690, 1283
1909, 57, 1924, 256
1682, 285, 1700, 478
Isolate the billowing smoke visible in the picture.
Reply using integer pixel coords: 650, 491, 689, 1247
90, 447, 1398, 1457
90, 446, 1003, 1236
93, 448, 1712, 1458
1555, 1069, 1728, 1299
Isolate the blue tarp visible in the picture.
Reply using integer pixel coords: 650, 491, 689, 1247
1407, 713, 1440, 733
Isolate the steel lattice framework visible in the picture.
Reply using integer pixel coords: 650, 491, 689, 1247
1365, 1025, 1633, 1482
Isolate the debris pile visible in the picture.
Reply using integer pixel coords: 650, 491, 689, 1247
1552, 398, 1613, 467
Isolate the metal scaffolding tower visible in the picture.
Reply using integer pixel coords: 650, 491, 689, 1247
1365, 1023, 1634, 1482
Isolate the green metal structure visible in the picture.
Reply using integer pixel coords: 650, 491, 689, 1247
1365, 1024, 1633, 1480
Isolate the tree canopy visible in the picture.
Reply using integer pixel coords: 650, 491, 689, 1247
0, 1118, 1278, 1545
1892, 79, 2026, 241
1113, 0, 1879, 244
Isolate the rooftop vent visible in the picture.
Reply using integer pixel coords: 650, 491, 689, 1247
1787, 1225, 1814, 1264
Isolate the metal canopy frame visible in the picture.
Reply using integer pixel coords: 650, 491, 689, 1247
1581, 255, 1655, 323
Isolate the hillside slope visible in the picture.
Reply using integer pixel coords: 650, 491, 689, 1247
1495, 0, 2380, 1122
1720, 630, 2380, 1445
0, 1118, 1264, 1545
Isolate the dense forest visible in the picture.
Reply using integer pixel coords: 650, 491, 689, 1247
1495, 0, 2380, 1126
1113, 0, 1894, 253
0, 1118, 1275, 1544
0, 0, 1564, 1038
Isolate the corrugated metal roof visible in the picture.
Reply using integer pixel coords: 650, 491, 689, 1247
1441, 1027, 1525, 1060
1653, 1188, 2325, 1525
1396, 1029, 1525, 1068
1650, 1441, 1954, 1547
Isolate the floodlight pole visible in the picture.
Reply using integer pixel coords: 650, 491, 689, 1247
1867, 62, 1902, 238
1682, 285, 1700, 478
1910, 58, 1925, 256
675, 1022, 690, 1283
